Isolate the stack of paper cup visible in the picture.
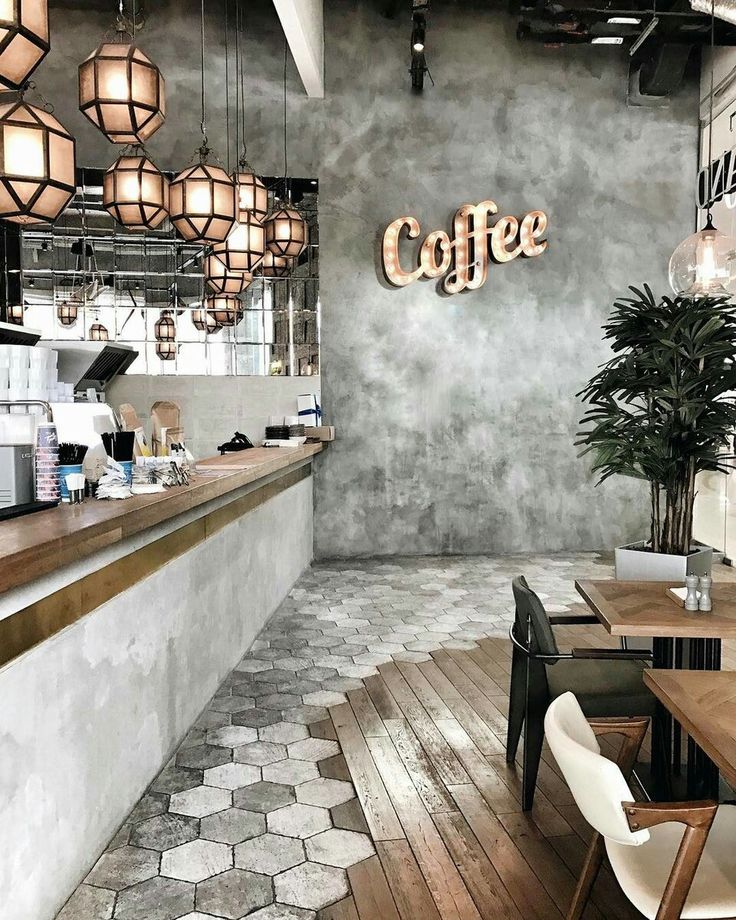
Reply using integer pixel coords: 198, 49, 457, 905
35, 422, 60, 501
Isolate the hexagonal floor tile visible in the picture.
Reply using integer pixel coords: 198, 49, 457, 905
234, 833, 305, 875
131, 813, 200, 850
203, 762, 261, 790
262, 759, 319, 786
235, 659, 273, 673
161, 838, 232, 882
274, 861, 349, 911
232, 708, 282, 729
200, 807, 265, 844
169, 785, 232, 818
176, 745, 232, 771
84, 845, 159, 891
207, 695, 256, 714
259, 693, 302, 711
248, 905, 316, 920
113, 876, 195, 920
233, 781, 296, 813
205, 725, 258, 748
281, 705, 329, 725
305, 828, 374, 868
234, 741, 287, 766
295, 778, 355, 809
286, 738, 341, 763
258, 721, 310, 745
196, 868, 273, 919
57, 884, 115, 920
267, 803, 331, 839
301, 691, 347, 708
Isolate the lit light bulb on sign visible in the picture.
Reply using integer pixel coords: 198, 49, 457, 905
382, 200, 548, 293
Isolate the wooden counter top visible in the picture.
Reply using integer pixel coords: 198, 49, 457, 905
0, 444, 322, 597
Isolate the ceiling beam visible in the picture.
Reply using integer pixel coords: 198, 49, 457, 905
272, 0, 324, 99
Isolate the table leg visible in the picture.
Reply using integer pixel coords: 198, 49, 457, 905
652, 637, 674, 799
686, 638, 721, 800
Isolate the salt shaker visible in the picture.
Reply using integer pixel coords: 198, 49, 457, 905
698, 575, 712, 612
685, 574, 700, 611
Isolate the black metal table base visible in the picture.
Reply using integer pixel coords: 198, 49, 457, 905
650, 636, 721, 801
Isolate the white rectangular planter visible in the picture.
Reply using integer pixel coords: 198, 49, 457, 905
614, 541, 713, 581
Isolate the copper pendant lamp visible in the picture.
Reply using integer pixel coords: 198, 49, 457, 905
203, 252, 252, 295
206, 294, 242, 327
0, 96, 76, 224
0, 0, 50, 91
78, 33, 165, 145
169, 0, 236, 244
103, 151, 169, 230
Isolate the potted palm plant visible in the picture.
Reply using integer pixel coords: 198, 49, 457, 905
577, 285, 736, 580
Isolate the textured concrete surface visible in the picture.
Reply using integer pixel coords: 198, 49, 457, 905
2, 476, 313, 920
38, 0, 698, 557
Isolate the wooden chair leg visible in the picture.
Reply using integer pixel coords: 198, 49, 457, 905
506, 646, 526, 764
567, 832, 604, 920
522, 702, 545, 811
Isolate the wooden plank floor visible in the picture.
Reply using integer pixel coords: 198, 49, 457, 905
322, 621, 658, 920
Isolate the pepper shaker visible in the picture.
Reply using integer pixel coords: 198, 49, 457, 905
698, 575, 712, 612
685, 574, 700, 611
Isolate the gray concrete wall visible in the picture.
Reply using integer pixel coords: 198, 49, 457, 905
40, 0, 699, 557
107, 375, 321, 459
0, 475, 313, 920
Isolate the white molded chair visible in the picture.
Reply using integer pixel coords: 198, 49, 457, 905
544, 692, 736, 920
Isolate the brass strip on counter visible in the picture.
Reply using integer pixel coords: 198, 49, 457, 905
0, 465, 310, 671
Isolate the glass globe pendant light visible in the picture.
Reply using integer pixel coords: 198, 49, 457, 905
78, 4, 165, 145
169, 0, 236, 244
670, 0, 736, 297
203, 252, 251, 295
0, 94, 76, 224
103, 149, 169, 230
0, 0, 50, 91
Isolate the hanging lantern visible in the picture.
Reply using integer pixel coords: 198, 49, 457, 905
0, 99, 76, 224
259, 250, 292, 278
169, 154, 237, 244
78, 41, 165, 144
154, 309, 175, 343
56, 301, 78, 326
669, 218, 736, 296
212, 212, 264, 273
6, 303, 23, 324
89, 322, 108, 341
206, 294, 242, 327
234, 166, 268, 222
265, 205, 308, 259
0, 0, 50, 90
203, 253, 251, 295
103, 153, 169, 230
155, 341, 176, 361
192, 307, 221, 334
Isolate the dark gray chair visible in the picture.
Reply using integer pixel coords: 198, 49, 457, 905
506, 575, 655, 811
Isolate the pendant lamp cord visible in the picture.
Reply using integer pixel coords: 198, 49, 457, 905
234, 0, 240, 164
239, 0, 247, 163
200, 0, 208, 152
707, 0, 715, 225
283, 37, 289, 200
224, 0, 230, 172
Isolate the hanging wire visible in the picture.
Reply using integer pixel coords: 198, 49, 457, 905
706, 0, 715, 225
282, 36, 288, 198
224, 0, 230, 172
200, 0, 207, 148
234, 0, 240, 166
239, 0, 247, 163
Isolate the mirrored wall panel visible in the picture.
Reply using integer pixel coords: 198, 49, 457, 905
2, 168, 319, 376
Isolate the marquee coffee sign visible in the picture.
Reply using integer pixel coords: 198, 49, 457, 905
697, 148, 736, 210
382, 199, 548, 294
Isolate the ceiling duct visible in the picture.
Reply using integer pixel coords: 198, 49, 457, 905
630, 41, 693, 95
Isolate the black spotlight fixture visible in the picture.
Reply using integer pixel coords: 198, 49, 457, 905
410, 3, 432, 91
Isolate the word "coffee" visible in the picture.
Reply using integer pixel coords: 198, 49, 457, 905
382, 199, 548, 294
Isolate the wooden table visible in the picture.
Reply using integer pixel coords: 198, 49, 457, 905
644, 669, 736, 793
575, 578, 736, 797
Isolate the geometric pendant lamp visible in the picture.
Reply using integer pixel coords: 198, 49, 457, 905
211, 212, 264, 273
169, 159, 237, 244
103, 152, 169, 230
234, 166, 268, 222
203, 253, 251, 295
0, 0, 50, 90
79, 41, 165, 144
265, 204, 307, 259
0, 98, 76, 223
